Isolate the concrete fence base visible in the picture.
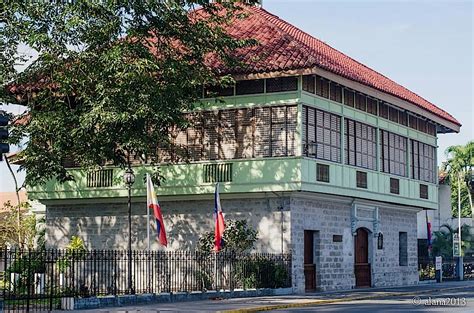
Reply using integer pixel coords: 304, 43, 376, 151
70, 288, 293, 310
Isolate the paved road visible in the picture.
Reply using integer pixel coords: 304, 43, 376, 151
65, 281, 474, 313
273, 287, 474, 312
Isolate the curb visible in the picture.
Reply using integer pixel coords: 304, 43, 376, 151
220, 285, 470, 313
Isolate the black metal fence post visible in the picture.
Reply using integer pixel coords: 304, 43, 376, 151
0, 248, 293, 311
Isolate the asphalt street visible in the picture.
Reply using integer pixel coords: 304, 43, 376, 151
64, 281, 474, 313
273, 287, 474, 313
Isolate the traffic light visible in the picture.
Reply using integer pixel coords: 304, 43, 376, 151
0, 111, 9, 161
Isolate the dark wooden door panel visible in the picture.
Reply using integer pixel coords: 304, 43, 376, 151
304, 230, 316, 291
355, 263, 371, 287
304, 264, 316, 291
354, 228, 371, 287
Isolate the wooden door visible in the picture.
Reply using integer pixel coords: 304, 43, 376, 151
354, 228, 371, 287
304, 230, 316, 291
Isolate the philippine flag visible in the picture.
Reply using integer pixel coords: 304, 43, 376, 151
426, 210, 432, 252
214, 183, 226, 252
146, 174, 167, 247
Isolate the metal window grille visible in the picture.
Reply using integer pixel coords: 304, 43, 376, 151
390, 177, 400, 194
356, 171, 368, 189
316, 163, 330, 183
86, 169, 114, 188
203, 163, 233, 183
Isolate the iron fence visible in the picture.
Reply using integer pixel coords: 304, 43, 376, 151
418, 256, 474, 281
0, 248, 291, 312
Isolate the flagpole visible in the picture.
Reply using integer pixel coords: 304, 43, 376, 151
146, 174, 151, 251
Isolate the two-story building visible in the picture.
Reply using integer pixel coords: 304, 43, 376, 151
22, 6, 460, 292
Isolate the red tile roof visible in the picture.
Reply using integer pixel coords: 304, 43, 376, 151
210, 6, 460, 126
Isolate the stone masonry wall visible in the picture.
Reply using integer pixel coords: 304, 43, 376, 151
290, 197, 355, 292
372, 207, 418, 287
289, 195, 419, 292
45, 197, 291, 253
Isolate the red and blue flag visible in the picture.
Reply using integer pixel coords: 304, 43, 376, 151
214, 183, 225, 252
147, 174, 167, 247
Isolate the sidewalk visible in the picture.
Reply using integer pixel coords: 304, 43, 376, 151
69, 280, 474, 313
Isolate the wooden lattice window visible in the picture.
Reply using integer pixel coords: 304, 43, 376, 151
356, 171, 368, 189
380, 130, 408, 177
390, 178, 400, 194
302, 75, 316, 94
302, 106, 341, 163
399, 111, 408, 126
427, 122, 436, 136
343, 89, 355, 107
330, 84, 342, 103
355, 93, 367, 111
367, 98, 378, 115
408, 114, 417, 129
420, 184, 429, 199
345, 119, 377, 170
321, 78, 330, 98
389, 107, 399, 123
411, 140, 436, 183
417, 118, 427, 133
316, 163, 330, 183
378, 102, 389, 119
236, 79, 264, 95
266, 76, 298, 93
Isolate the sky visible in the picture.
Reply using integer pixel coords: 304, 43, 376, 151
0, 0, 472, 192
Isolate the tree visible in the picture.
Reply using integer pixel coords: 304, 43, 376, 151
197, 219, 258, 255
432, 224, 473, 258
1, 1, 257, 186
442, 141, 474, 218
0, 200, 42, 249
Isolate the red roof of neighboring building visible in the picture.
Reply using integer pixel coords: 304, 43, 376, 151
208, 6, 460, 126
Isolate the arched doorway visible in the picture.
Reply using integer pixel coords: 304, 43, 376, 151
354, 227, 371, 287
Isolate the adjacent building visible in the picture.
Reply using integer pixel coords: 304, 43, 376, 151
19, 6, 460, 292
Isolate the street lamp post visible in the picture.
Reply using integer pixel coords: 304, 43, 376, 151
123, 166, 136, 294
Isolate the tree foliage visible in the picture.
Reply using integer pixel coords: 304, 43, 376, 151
197, 219, 258, 255
442, 141, 474, 218
0, 1, 257, 185
0, 200, 42, 249
432, 224, 473, 258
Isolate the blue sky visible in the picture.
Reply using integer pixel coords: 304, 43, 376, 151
0, 0, 472, 192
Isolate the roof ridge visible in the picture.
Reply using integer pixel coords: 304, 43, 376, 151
251, 7, 458, 124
